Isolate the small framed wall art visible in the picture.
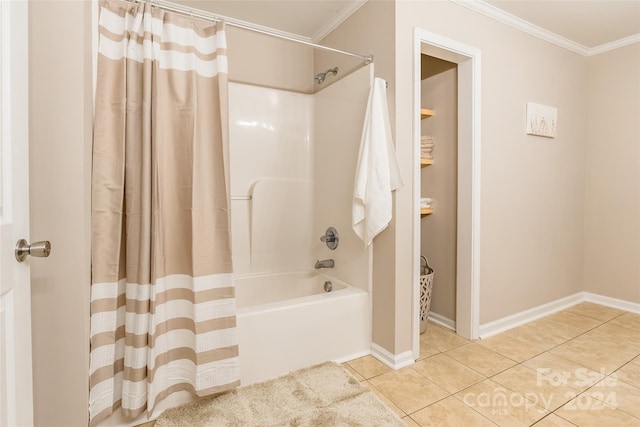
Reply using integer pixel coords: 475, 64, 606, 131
526, 102, 557, 138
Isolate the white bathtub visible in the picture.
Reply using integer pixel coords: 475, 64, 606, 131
235, 271, 371, 385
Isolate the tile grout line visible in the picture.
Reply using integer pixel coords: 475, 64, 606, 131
417, 312, 636, 425
347, 309, 638, 427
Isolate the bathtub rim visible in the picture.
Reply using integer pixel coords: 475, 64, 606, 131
235, 271, 366, 316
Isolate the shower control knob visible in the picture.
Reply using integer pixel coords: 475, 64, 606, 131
320, 227, 339, 250
15, 239, 51, 262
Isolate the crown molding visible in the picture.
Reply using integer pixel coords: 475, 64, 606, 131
311, 0, 367, 43
587, 33, 640, 56
451, 0, 639, 57
451, 0, 590, 55
221, 15, 314, 45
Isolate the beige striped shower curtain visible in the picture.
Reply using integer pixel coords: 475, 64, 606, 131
89, 1, 239, 424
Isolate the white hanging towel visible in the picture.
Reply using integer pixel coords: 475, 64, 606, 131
352, 77, 404, 247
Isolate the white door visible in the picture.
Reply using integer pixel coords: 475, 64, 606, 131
0, 1, 35, 426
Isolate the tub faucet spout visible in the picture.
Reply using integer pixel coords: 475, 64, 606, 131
315, 259, 334, 269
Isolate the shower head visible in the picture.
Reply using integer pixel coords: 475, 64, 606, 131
314, 67, 338, 84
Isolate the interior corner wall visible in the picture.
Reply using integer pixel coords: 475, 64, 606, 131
396, 1, 588, 328
314, 0, 399, 352
28, 1, 93, 425
583, 43, 640, 304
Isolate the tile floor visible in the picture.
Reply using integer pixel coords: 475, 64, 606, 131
343, 302, 640, 427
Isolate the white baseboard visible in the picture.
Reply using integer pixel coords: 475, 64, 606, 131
478, 292, 640, 339
428, 312, 456, 331
478, 292, 584, 339
370, 342, 414, 370
584, 292, 640, 314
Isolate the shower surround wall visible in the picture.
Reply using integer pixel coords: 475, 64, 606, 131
228, 65, 374, 384
229, 65, 373, 289
313, 66, 374, 291
229, 83, 314, 275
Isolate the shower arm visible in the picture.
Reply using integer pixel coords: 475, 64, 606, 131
315, 67, 339, 85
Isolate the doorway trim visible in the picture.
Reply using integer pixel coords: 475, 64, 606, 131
412, 28, 482, 355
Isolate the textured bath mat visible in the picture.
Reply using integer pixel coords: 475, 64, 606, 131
155, 361, 405, 426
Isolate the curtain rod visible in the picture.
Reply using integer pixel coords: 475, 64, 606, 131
128, 0, 374, 64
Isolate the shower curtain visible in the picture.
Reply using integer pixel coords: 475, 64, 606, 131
89, 1, 239, 424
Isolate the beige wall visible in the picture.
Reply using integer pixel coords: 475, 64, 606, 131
316, 0, 401, 352
28, 1, 93, 426
227, 26, 315, 93
319, 0, 593, 354
176, 1, 315, 93
420, 61, 458, 322
583, 43, 640, 303
396, 1, 588, 337
319, 0, 636, 358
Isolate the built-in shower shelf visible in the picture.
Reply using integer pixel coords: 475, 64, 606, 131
421, 208, 433, 217
421, 158, 433, 167
420, 109, 434, 119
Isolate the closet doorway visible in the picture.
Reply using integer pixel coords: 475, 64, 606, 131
412, 29, 482, 359
419, 55, 458, 330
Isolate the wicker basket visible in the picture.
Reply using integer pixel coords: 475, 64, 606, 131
419, 256, 434, 334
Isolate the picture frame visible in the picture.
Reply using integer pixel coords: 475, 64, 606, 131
526, 102, 557, 138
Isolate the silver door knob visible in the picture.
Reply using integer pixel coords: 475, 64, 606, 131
15, 239, 51, 262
